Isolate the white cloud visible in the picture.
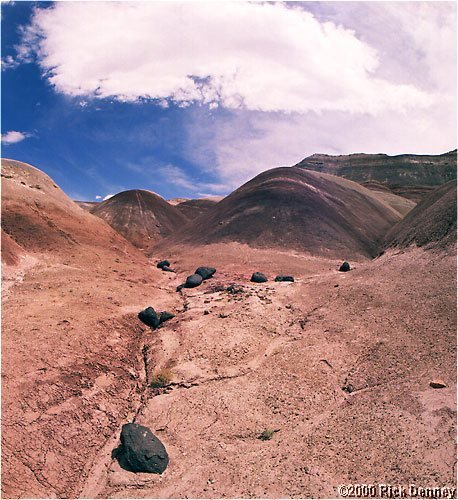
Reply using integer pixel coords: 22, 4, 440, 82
95, 195, 102, 200
1, 130, 28, 144
18, 2, 435, 115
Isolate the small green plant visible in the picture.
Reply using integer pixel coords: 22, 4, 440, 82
150, 368, 173, 388
258, 428, 280, 441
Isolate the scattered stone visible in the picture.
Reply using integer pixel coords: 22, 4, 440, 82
115, 423, 169, 473
430, 380, 447, 389
342, 384, 354, 394
161, 266, 175, 273
195, 266, 216, 280
176, 284, 184, 292
185, 274, 203, 288
251, 272, 268, 283
203, 310, 210, 315
157, 260, 170, 269
274, 275, 294, 282
159, 311, 175, 323
218, 313, 229, 318
138, 307, 161, 329
226, 284, 243, 294
339, 261, 351, 272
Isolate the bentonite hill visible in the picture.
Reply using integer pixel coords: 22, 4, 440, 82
1, 153, 456, 499
90, 189, 189, 249
152, 167, 402, 259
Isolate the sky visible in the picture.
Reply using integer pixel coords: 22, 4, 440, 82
1, 1, 456, 201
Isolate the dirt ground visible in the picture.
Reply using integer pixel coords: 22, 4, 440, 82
1, 243, 456, 498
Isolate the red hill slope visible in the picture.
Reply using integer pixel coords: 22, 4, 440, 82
384, 180, 457, 251
1, 159, 131, 259
90, 189, 189, 249
152, 167, 402, 259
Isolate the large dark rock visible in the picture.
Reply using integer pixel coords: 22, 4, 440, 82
116, 423, 169, 473
339, 261, 351, 272
138, 307, 161, 328
162, 265, 175, 273
251, 272, 268, 283
274, 275, 294, 282
157, 260, 170, 269
159, 311, 175, 323
195, 266, 216, 280
185, 274, 203, 288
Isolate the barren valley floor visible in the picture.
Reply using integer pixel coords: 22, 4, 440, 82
2, 244, 456, 498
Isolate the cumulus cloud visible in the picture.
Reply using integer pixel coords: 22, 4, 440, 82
1, 130, 28, 144
17, 1, 434, 114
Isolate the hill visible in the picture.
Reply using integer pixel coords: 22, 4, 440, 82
384, 180, 457, 251
1, 158, 131, 258
75, 200, 99, 211
175, 198, 218, 219
90, 189, 189, 249
152, 167, 402, 259
295, 150, 456, 198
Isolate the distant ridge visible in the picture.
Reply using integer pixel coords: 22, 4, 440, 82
152, 167, 402, 259
295, 150, 456, 199
90, 189, 189, 249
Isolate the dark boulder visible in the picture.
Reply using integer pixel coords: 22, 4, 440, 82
274, 275, 294, 282
195, 266, 216, 280
176, 284, 184, 292
115, 423, 169, 473
251, 272, 268, 283
138, 307, 161, 328
185, 274, 203, 288
159, 311, 175, 323
157, 260, 171, 269
339, 261, 351, 272
161, 265, 175, 273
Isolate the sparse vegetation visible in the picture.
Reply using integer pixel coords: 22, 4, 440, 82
258, 428, 279, 441
149, 368, 174, 388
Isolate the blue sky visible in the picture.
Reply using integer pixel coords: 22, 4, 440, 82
1, 1, 456, 201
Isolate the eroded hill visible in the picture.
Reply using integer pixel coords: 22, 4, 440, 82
152, 167, 402, 259
295, 150, 456, 200
90, 190, 189, 249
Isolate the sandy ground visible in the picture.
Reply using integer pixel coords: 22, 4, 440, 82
1, 243, 456, 498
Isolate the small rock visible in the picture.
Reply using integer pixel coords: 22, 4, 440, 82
342, 384, 354, 394
339, 261, 351, 272
203, 310, 210, 315
159, 311, 175, 323
274, 275, 294, 282
226, 284, 243, 294
195, 266, 216, 280
161, 266, 175, 273
115, 423, 169, 473
138, 307, 161, 328
430, 380, 447, 389
157, 260, 170, 269
251, 272, 268, 283
185, 274, 203, 288
176, 284, 184, 292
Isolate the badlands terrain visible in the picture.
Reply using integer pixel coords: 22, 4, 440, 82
1, 152, 457, 499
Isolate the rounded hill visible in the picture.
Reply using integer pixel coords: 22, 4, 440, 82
1, 158, 130, 257
90, 189, 189, 249
152, 167, 402, 259
384, 180, 456, 252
